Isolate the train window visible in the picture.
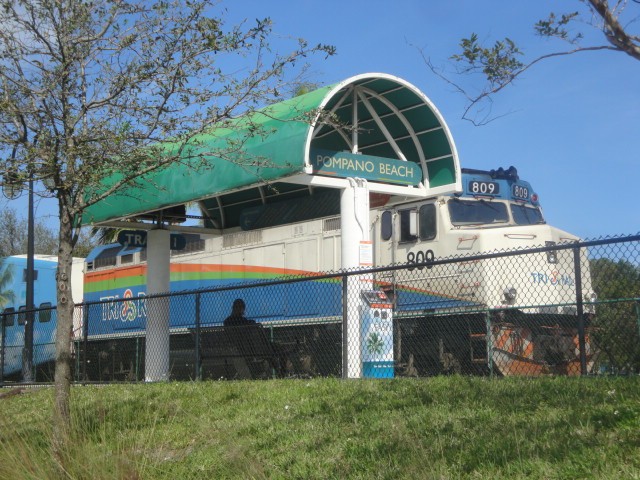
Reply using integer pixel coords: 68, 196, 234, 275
511, 204, 545, 225
419, 204, 436, 241
381, 211, 392, 241
93, 246, 120, 268
120, 253, 134, 265
18, 305, 26, 325
448, 199, 508, 226
399, 209, 417, 243
3, 308, 15, 327
39, 303, 53, 323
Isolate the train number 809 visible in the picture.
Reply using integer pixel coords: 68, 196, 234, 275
406, 250, 435, 270
469, 180, 499, 195
512, 184, 530, 200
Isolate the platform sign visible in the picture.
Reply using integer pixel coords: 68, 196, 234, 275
117, 230, 187, 250
310, 148, 422, 186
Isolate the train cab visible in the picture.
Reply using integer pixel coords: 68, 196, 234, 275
372, 167, 595, 375
375, 167, 589, 313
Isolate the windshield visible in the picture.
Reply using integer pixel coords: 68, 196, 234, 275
448, 199, 509, 226
511, 204, 545, 225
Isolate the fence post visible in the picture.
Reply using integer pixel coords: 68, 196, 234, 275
82, 305, 89, 383
342, 275, 348, 379
135, 337, 141, 380
0, 313, 5, 385
485, 309, 494, 377
195, 293, 201, 381
573, 246, 588, 375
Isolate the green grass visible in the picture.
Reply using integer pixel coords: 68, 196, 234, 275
1, 377, 639, 479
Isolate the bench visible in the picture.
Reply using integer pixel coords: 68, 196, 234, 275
193, 324, 285, 379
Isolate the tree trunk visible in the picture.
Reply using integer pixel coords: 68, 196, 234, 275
52, 206, 75, 456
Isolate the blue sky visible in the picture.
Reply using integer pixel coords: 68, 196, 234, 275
3, 1, 638, 239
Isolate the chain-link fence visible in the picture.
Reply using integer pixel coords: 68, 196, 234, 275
1, 234, 638, 384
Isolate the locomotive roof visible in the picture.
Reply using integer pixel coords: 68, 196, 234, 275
83, 73, 461, 231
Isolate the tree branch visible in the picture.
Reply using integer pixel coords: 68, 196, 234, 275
588, 0, 640, 60
421, 1, 639, 124
422, 44, 617, 125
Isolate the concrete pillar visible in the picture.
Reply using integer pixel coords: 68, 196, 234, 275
341, 177, 371, 378
145, 228, 170, 381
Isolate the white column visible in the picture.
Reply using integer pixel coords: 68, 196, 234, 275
145, 228, 170, 381
341, 177, 371, 379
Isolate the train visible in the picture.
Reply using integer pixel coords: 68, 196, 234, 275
1, 166, 595, 380
0, 255, 84, 379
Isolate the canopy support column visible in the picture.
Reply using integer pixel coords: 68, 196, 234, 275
341, 178, 371, 379
145, 228, 170, 382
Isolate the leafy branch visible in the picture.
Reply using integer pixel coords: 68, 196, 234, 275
422, 0, 639, 125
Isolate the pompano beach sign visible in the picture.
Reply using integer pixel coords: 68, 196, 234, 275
310, 149, 422, 186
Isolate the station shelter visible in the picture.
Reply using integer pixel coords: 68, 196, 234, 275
83, 73, 462, 381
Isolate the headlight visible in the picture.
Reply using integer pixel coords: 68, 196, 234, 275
503, 287, 517, 304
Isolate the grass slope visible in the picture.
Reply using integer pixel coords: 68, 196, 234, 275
1, 377, 639, 479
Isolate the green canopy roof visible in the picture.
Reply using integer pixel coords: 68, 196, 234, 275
83, 73, 461, 229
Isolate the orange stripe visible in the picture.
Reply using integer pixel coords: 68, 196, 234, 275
85, 265, 146, 282
523, 342, 534, 358
496, 329, 511, 348
84, 263, 325, 283
522, 329, 534, 358
176, 263, 326, 277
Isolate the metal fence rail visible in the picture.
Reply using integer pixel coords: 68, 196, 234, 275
1, 234, 638, 384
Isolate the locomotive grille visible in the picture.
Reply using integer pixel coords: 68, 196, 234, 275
323, 217, 341, 232
223, 230, 263, 249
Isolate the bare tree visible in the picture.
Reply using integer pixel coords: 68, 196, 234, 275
0, 0, 334, 452
422, 0, 640, 124
0, 207, 60, 256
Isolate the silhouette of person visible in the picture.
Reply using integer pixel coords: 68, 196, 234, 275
223, 299, 294, 377
223, 299, 256, 327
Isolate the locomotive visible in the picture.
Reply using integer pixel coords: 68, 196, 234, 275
77, 166, 594, 378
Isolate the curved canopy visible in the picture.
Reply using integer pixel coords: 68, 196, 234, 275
83, 73, 461, 229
